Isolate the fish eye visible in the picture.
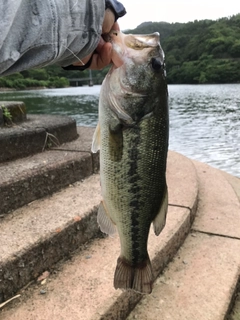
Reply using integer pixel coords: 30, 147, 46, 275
151, 58, 162, 71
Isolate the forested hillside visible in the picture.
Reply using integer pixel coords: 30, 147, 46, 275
127, 14, 240, 84
0, 14, 239, 88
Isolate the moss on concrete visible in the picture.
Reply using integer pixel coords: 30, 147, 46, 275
0, 101, 26, 125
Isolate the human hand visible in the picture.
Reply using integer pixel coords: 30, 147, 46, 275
73, 9, 120, 70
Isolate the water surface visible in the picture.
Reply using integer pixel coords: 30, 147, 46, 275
0, 84, 239, 177
169, 84, 239, 177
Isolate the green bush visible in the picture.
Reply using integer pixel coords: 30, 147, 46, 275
4, 72, 24, 80
4, 79, 14, 88
12, 79, 26, 89
51, 77, 69, 88
0, 77, 7, 87
27, 69, 49, 80
230, 41, 240, 58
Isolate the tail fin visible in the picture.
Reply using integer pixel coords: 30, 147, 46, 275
114, 256, 153, 294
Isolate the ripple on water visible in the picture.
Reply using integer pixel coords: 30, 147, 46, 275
0, 84, 239, 177
168, 84, 240, 177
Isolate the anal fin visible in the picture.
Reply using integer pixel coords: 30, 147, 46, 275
153, 187, 168, 236
97, 201, 116, 236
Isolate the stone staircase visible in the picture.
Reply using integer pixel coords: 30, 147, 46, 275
0, 114, 239, 320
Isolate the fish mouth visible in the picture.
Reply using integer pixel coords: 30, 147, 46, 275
105, 31, 162, 68
124, 32, 161, 49
104, 30, 126, 68
102, 30, 119, 43
105, 30, 160, 47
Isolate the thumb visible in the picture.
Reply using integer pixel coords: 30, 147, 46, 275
90, 42, 112, 70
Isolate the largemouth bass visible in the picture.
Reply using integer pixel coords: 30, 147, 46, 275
92, 31, 169, 294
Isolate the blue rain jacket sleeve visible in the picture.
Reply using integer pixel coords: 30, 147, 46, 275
0, 0, 105, 75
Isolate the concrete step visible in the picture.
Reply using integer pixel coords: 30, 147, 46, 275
191, 159, 240, 239
221, 171, 240, 203
0, 101, 27, 127
0, 114, 78, 162
0, 174, 102, 304
0, 151, 199, 318
0, 127, 98, 216
127, 161, 240, 320
127, 232, 240, 320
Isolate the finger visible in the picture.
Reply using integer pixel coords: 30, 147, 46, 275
90, 42, 112, 70
95, 37, 105, 53
102, 9, 115, 34
112, 22, 120, 31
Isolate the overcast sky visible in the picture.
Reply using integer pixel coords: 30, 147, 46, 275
119, 0, 240, 30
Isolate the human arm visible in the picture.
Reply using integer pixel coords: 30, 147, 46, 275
64, 0, 126, 70
70, 11, 120, 70
0, 0, 125, 76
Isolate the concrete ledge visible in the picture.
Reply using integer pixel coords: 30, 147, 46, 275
0, 153, 239, 320
0, 127, 98, 216
0, 174, 102, 303
0, 114, 78, 162
0, 151, 199, 317
0, 101, 27, 125
53, 126, 100, 174
128, 232, 240, 320
221, 171, 240, 203
0, 151, 92, 216
192, 160, 240, 239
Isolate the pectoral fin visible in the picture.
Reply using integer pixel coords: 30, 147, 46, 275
153, 187, 168, 236
91, 122, 101, 153
97, 201, 116, 236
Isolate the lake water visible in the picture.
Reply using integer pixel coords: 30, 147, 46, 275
0, 84, 239, 177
